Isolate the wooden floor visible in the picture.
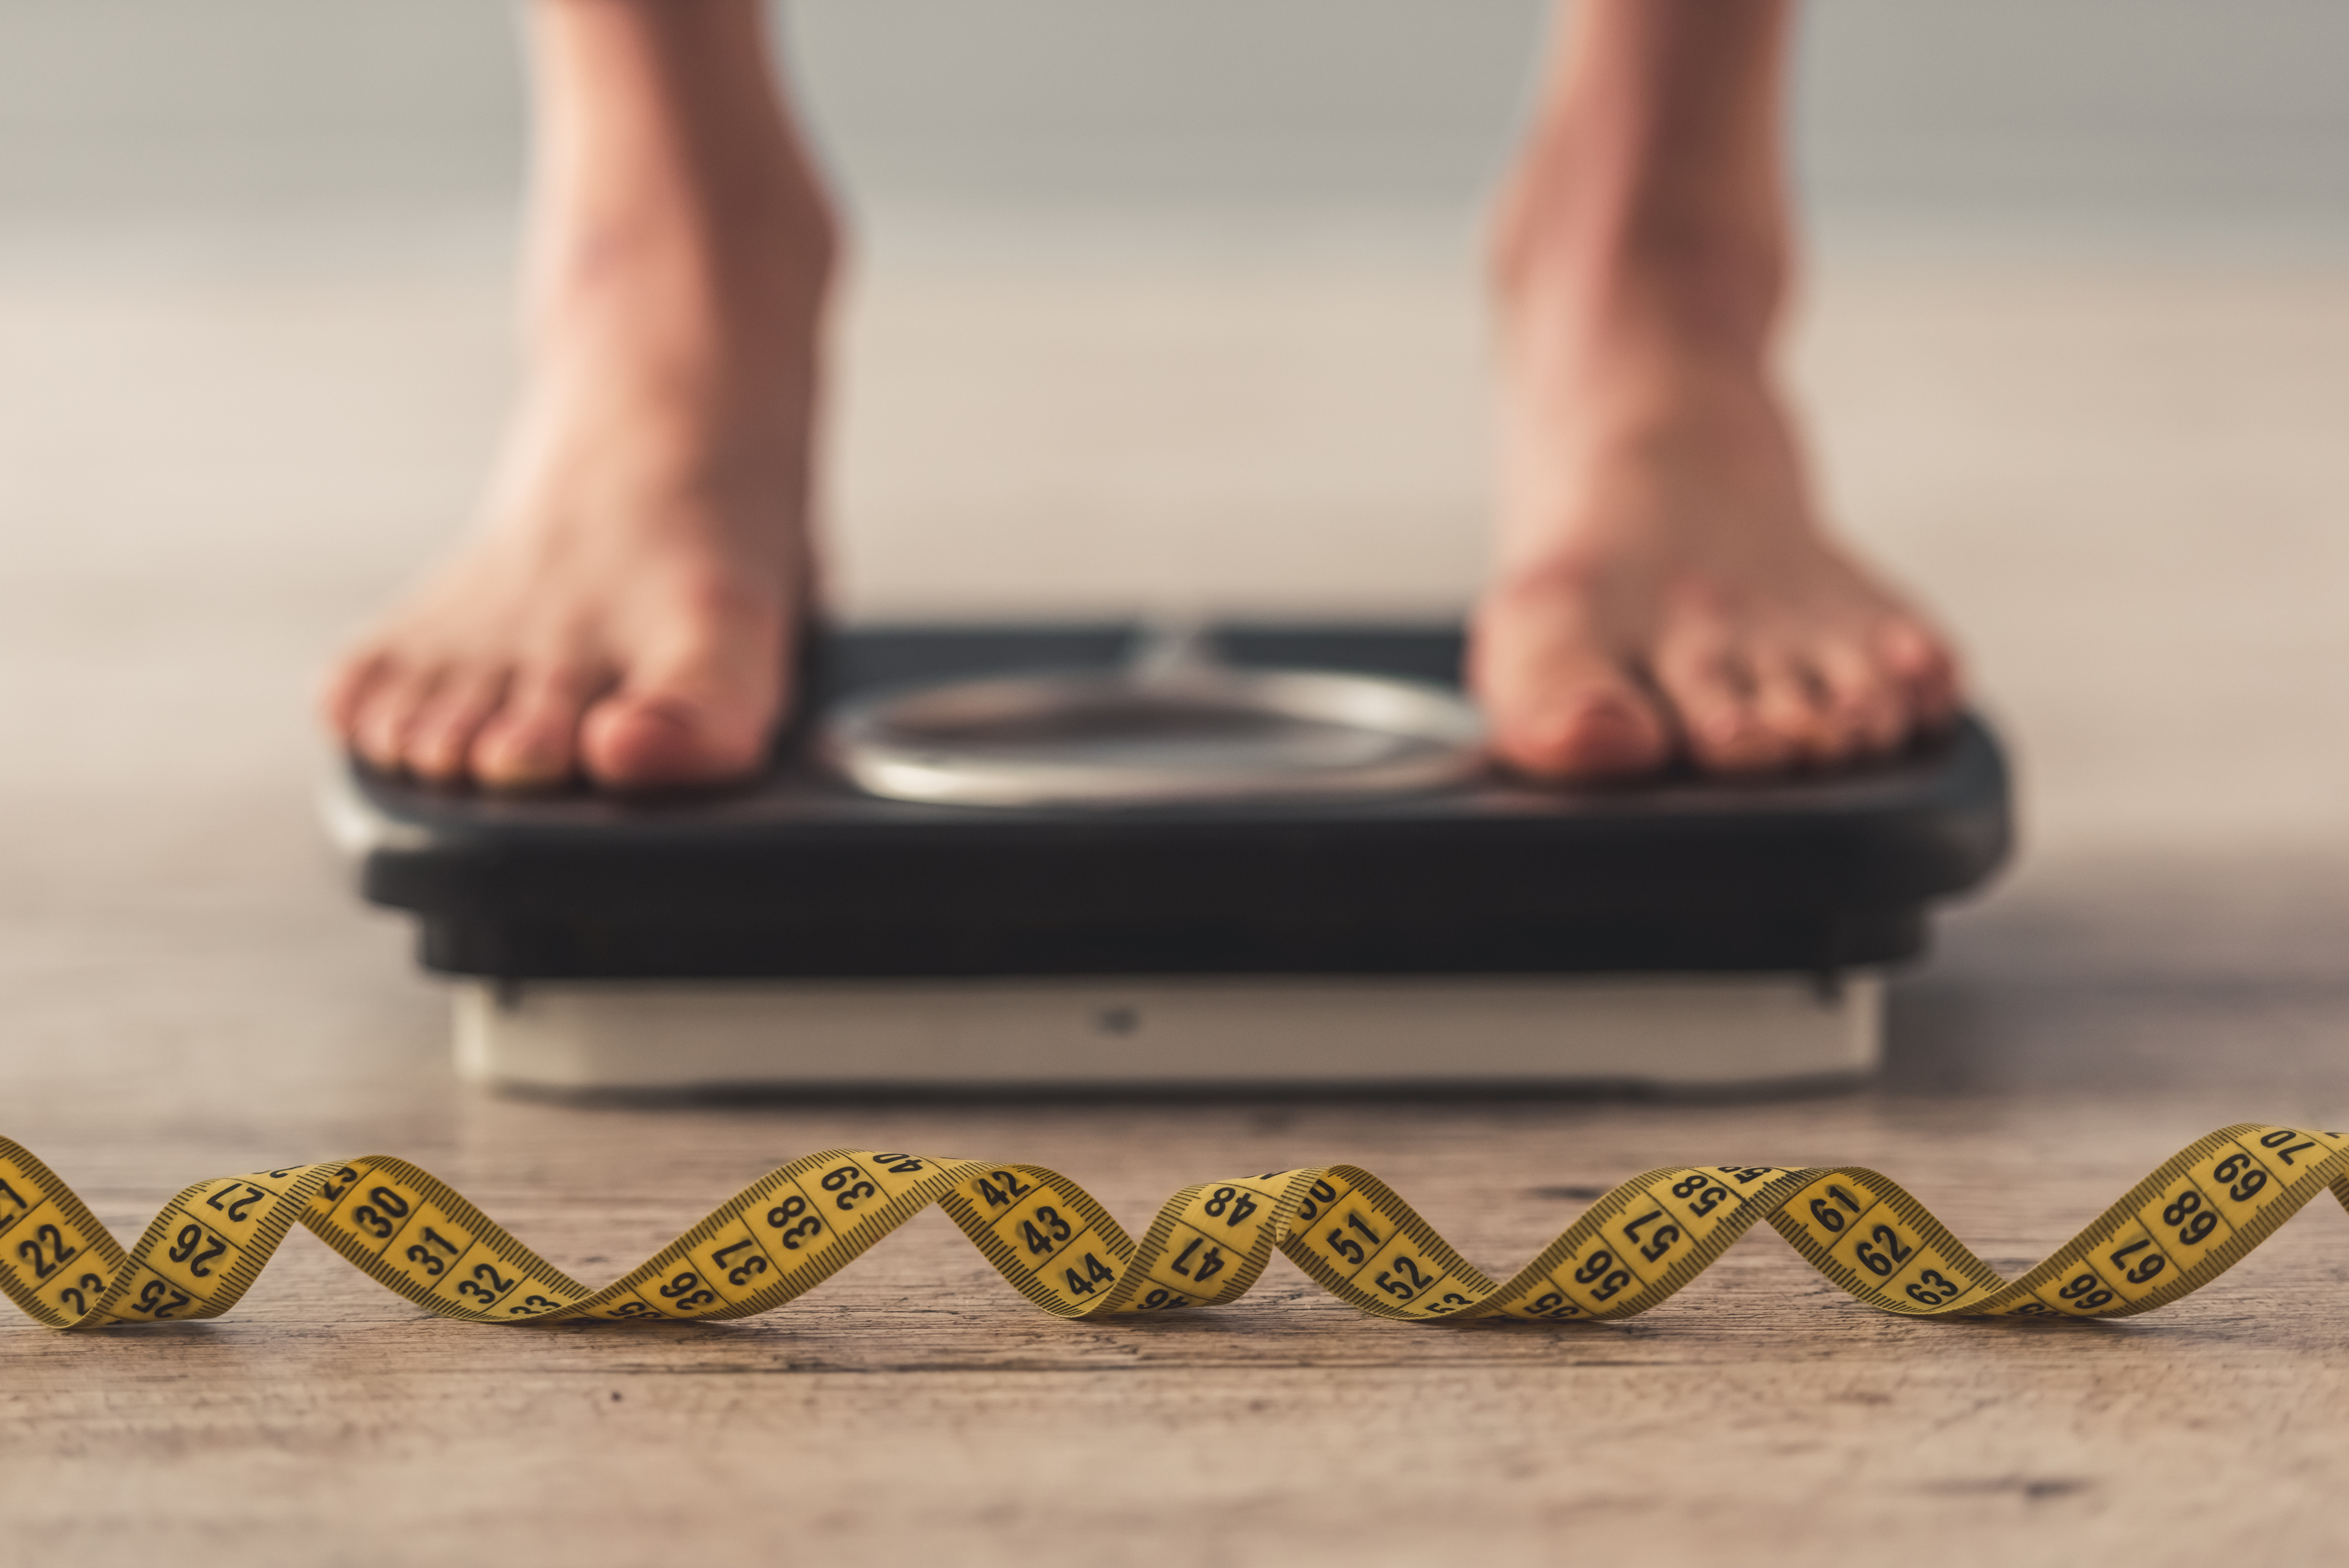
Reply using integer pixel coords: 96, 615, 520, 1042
4, 246, 2349, 1564
8, 867, 2349, 1565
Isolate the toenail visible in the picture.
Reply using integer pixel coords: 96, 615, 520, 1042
1538, 704, 1614, 747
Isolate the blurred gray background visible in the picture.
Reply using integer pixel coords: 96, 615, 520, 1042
2, 0, 2347, 240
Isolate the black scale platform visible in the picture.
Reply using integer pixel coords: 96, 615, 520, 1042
344, 624, 2011, 981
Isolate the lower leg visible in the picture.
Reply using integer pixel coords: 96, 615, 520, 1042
323, 0, 836, 789
1472, 0, 1959, 779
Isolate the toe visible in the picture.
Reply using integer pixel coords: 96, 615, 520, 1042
1471, 586, 1671, 782
1876, 618, 1962, 729
1810, 640, 1907, 758
351, 667, 437, 772
471, 667, 600, 791
1480, 641, 1673, 783
320, 647, 391, 737
1507, 681, 1673, 782
575, 612, 792, 789
1655, 646, 1790, 774
402, 669, 512, 783
1747, 654, 1854, 769
579, 686, 772, 790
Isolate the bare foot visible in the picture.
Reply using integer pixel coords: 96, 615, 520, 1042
321, 0, 832, 792
1470, 351, 1961, 782
322, 348, 818, 791
1469, 81, 1960, 780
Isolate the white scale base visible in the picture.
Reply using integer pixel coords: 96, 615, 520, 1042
453, 971, 1882, 1094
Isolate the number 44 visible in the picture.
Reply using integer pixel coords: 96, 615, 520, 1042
1062, 1254, 1116, 1296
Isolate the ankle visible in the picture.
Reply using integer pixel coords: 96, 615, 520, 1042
527, 189, 836, 376
1493, 151, 1785, 377
536, 232, 834, 356
1496, 239, 1780, 397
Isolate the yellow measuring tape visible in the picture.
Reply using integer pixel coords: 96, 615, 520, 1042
4, 1123, 2344, 1330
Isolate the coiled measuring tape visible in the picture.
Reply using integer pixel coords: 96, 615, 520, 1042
3, 1123, 2344, 1330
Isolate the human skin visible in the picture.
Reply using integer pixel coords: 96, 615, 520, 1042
1472, 0, 1957, 777
323, 0, 832, 788
321, 0, 1959, 789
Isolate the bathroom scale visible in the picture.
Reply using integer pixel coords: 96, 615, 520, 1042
325, 622, 2011, 1094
